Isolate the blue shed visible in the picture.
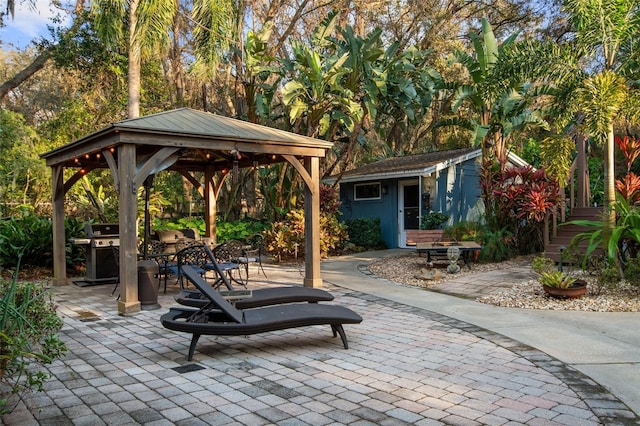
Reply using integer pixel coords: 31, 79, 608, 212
324, 148, 528, 248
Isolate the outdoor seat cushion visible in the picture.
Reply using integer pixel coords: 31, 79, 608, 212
156, 229, 185, 242
162, 304, 362, 336
175, 286, 334, 309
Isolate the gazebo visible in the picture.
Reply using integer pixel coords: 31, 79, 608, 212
41, 108, 333, 315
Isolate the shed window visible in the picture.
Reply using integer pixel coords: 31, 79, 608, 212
354, 183, 381, 200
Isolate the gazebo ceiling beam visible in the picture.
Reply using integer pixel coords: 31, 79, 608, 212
43, 138, 120, 167
47, 141, 317, 170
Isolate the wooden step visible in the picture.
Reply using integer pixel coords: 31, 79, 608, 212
566, 207, 604, 220
547, 236, 590, 245
544, 244, 602, 263
558, 223, 599, 233
544, 207, 604, 264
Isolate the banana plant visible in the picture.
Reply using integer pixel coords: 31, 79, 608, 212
282, 40, 360, 138
243, 23, 283, 124
446, 18, 520, 165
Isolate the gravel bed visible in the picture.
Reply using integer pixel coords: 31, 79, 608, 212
368, 253, 640, 312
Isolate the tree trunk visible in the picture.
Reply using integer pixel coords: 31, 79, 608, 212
170, 13, 184, 105
128, 0, 141, 119
0, 51, 50, 101
604, 125, 616, 229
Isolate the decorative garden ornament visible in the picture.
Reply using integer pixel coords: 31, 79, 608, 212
447, 247, 461, 274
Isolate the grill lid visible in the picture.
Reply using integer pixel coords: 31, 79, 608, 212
84, 223, 119, 237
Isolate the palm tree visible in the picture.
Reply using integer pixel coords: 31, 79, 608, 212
90, 0, 176, 118
89, 0, 234, 118
495, 1, 640, 263
563, 0, 640, 228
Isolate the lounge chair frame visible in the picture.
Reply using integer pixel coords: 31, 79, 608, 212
162, 265, 362, 360
174, 245, 334, 309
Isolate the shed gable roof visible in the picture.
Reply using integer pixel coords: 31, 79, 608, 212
326, 148, 480, 183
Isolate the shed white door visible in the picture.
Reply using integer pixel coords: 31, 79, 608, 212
398, 180, 419, 247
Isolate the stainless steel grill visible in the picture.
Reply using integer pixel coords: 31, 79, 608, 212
76, 223, 120, 283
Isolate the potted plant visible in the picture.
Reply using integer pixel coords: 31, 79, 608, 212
532, 256, 587, 299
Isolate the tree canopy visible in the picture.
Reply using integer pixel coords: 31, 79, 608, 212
2, 0, 638, 226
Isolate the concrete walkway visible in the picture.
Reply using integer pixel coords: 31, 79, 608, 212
324, 250, 640, 422
1, 249, 639, 425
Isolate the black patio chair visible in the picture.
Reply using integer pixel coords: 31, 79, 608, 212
166, 243, 209, 290
174, 244, 335, 309
210, 240, 245, 287
110, 243, 120, 297
237, 233, 267, 280
143, 240, 175, 294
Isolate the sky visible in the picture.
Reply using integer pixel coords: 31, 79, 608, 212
0, 0, 72, 49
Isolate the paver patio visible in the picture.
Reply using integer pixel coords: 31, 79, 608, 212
1, 260, 637, 425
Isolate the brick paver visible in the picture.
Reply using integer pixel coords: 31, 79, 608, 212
1, 264, 637, 425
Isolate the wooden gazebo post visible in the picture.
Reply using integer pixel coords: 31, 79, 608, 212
117, 144, 141, 314
284, 155, 322, 287
303, 157, 322, 287
51, 165, 67, 286
204, 166, 217, 243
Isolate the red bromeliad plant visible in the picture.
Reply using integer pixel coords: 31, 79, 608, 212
616, 173, 640, 204
615, 135, 640, 204
615, 135, 640, 173
482, 165, 561, 253
519, 181, 560, 222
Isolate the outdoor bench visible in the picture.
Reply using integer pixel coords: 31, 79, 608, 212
405, 229, 445, 246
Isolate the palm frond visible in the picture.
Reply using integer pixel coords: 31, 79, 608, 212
90, 0, 128, 48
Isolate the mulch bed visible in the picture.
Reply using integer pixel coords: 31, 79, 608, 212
1, 265, 84, 282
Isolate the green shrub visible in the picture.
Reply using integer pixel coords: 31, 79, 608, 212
155, 217, 268, 243
478, 226, 514, 262
420, 211, 449, 230
444, 220, 484, 241
0, 261, 67, 413
569, 196, 640, 268
320, 214, 349, 255
0, 212, 52, 269
344, 218, 385, 250
264, 209, 349, 261
595, 266, 621, 295
0, 210, 85, 271
64, 217, 86, 269
159, 216, 206, 236
624, 256, 640, 288
216, 219, 269, 243
531, 255, 556, 275
264, 211, 304, 262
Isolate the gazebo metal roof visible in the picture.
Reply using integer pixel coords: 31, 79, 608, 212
42, 108, 332, 171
